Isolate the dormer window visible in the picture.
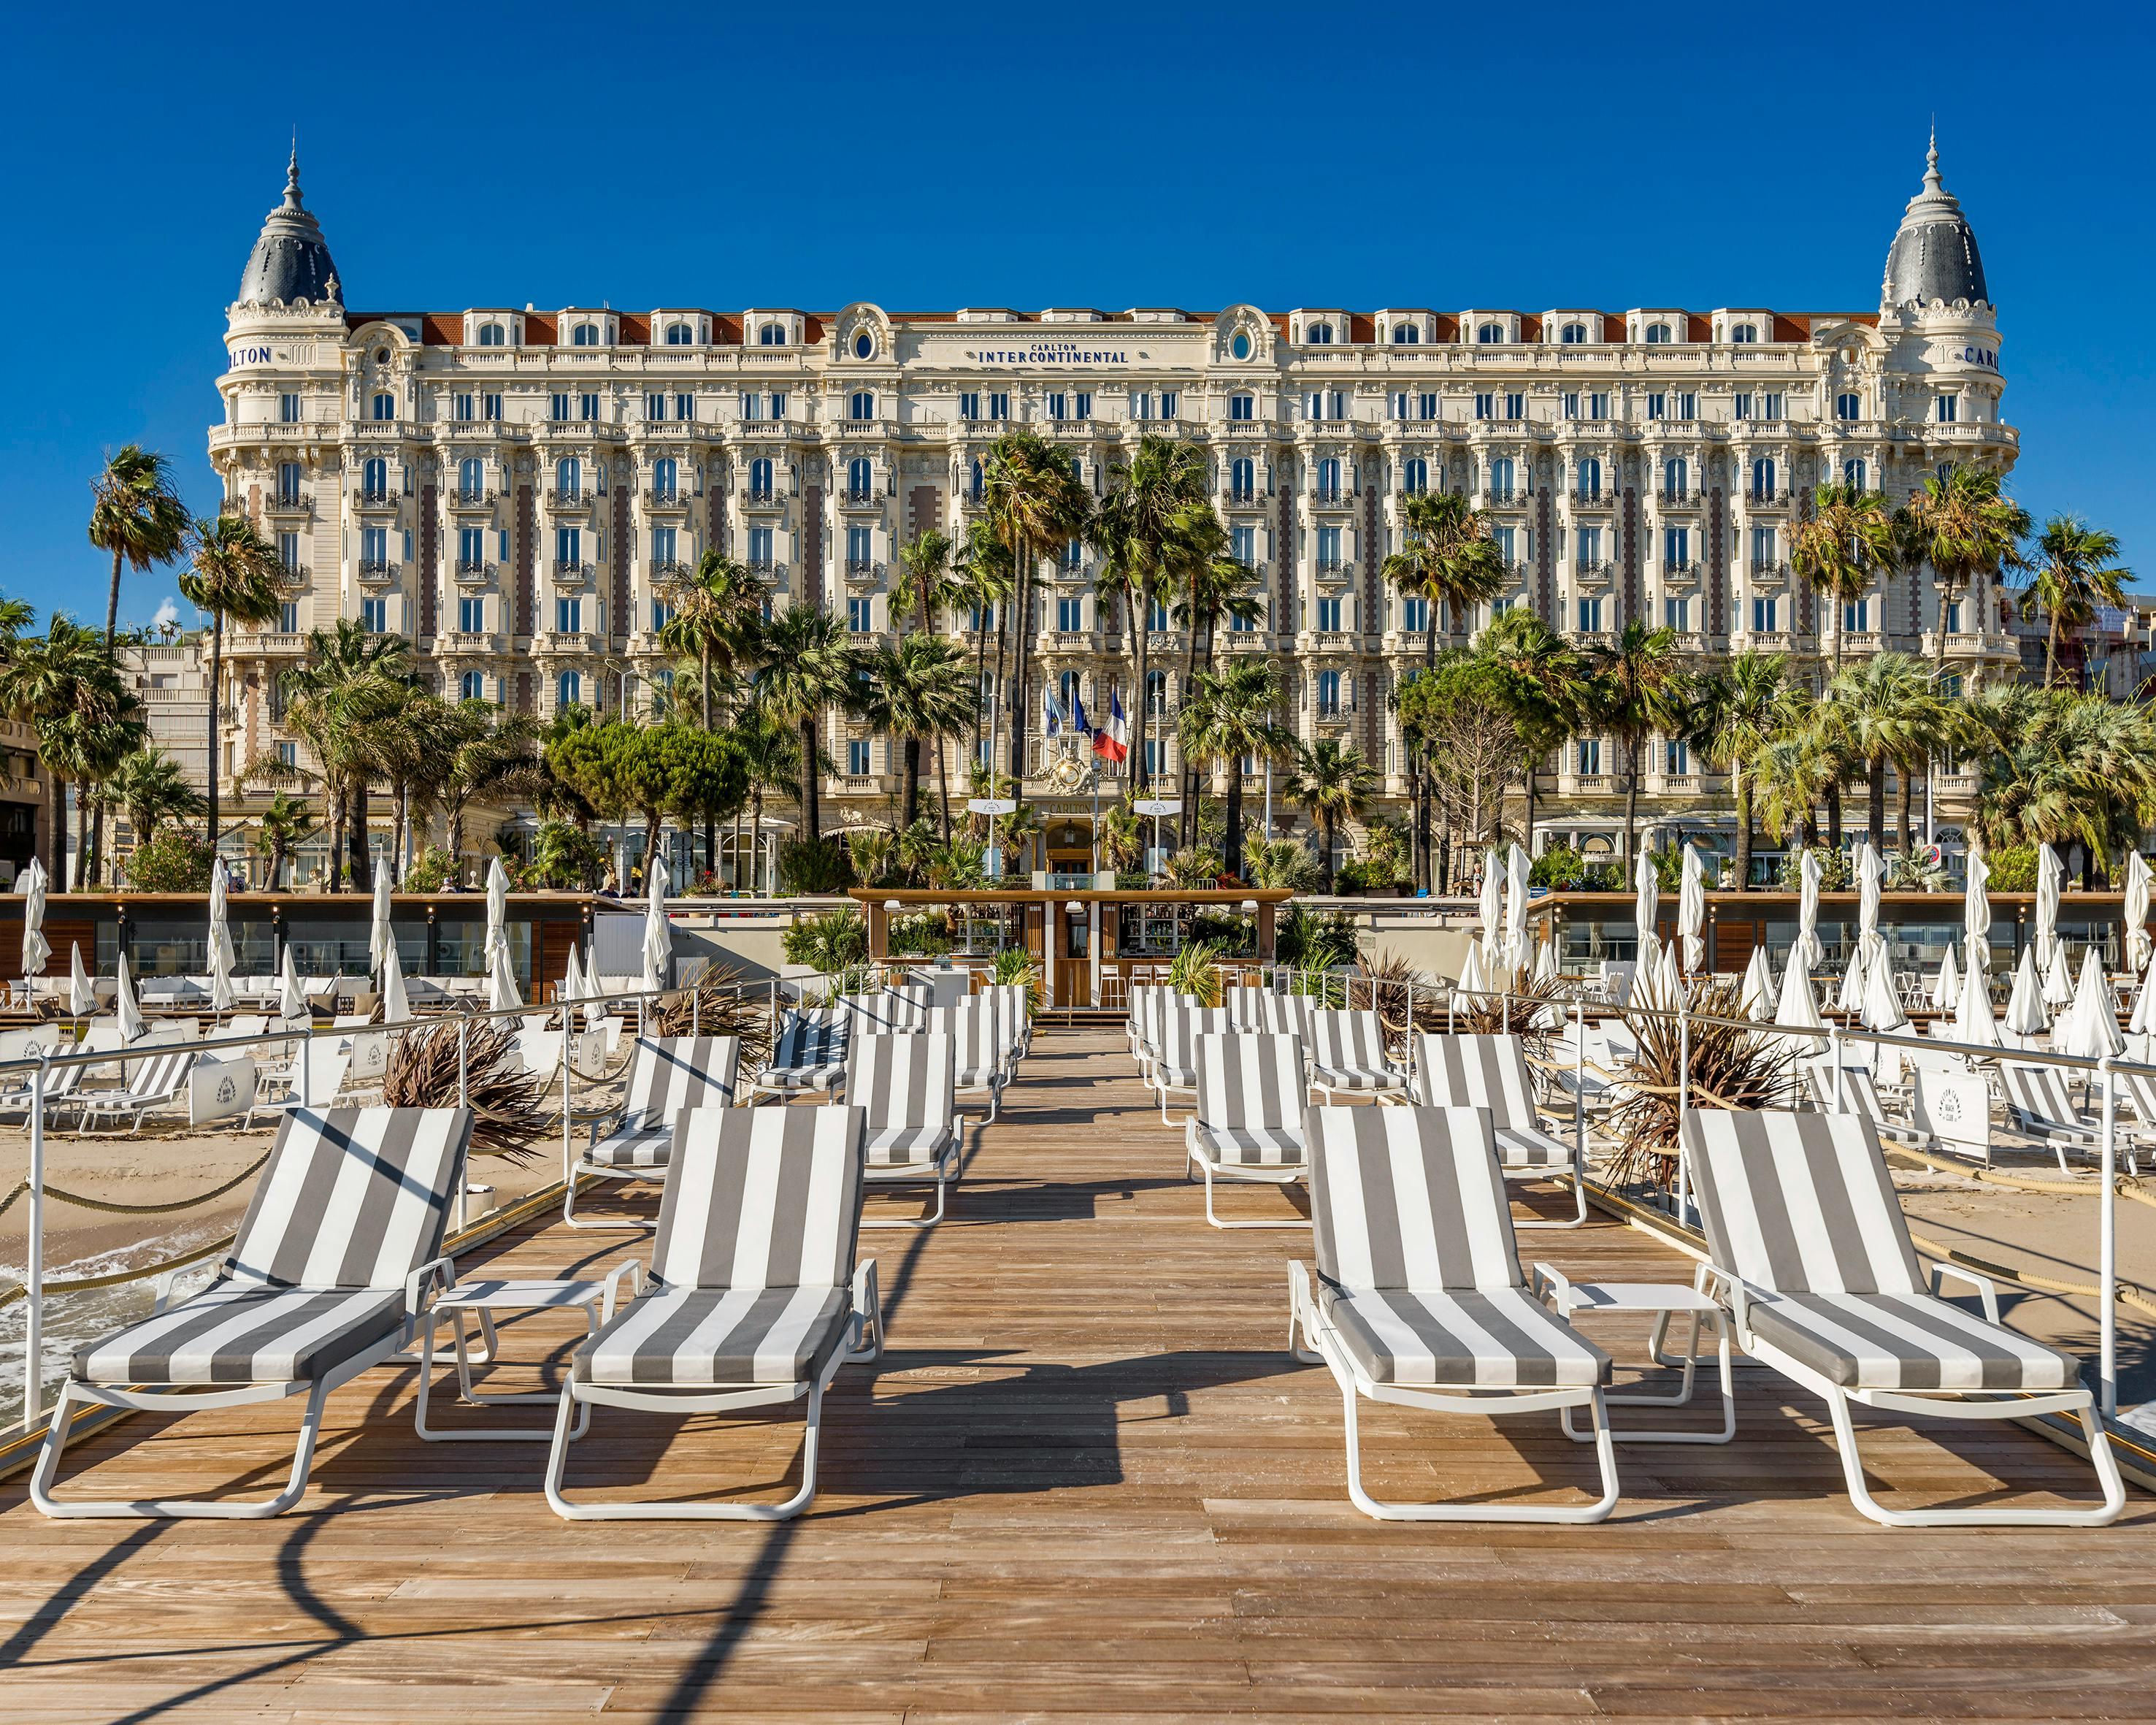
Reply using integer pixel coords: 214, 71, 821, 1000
1391, 324, 1419, 345
1305, 321, 1335, 345
759, 323, 786, 345
664, 322, 693, 345
853, 330, 875, 359
1476, 322, 1505, 344
1560, 322, 1587, 344
1644, 323, 1671, 344
477, 323, 505, 347
1230, 331, 1251, 360
572, 323, 600, 347
1730, 323, 1759, 344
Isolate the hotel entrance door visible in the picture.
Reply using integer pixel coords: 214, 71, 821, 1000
1054, 898, 1094, 1009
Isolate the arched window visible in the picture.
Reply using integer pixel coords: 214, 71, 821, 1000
1489, 456, 1514, 498
459, 457, 483, 497
1059, 670, 1082, 715
1643, 322, 1671, 344
371, 392, 395, 421
848, 391, 874, 421
361, 457, 388, 498
1316, 457, 1340, 498
853, 330, 875, 359
1730, 322, 1759, 344
1663, 456, 1688, 499
556, 456, 580, 496
1843, 458, 1868, 492
1403, 457, 1427, 494
1560, 322, 1587, 344
1476, 322, 1505, 344
1145, 669, 1167, 715
1230, 331, 1251, 360
1228, 392, 1254, 421
664, 323, 693, 345
558, 672, 581, 708
968, 458, 984, 501
459, 672, 486, 702
1752, 457, 1777, 498
848, 457, 872, 499
1230, 456, 1254, 498
1576, 457, 1602, 500
750, 457, 773, 497
759, 322, 786, 345
1316, 670, 1342, 715
477, 323, 505, 347
1391, 323, 1419, 344
572, 323, 600, 346
1305, 321, 1334, 344
652, 456, 677, 498
1835, 392, 1862, 421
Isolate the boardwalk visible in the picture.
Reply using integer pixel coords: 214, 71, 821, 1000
3, 1028, 2151, 1721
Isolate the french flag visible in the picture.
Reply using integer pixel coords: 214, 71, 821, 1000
1093, 687, 1129, 763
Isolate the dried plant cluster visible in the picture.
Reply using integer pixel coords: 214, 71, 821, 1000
383, 1013, 550, 1161
1608, 979, 1800, 1193
648, 965, 777, 1070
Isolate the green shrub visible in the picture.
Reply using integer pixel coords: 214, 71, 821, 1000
1167, 937, 1227, 1007
783, 905, 868, 974
1984, 844, 2036, 892
779, 835, 853, 893
991, 946, 1042, 1017
399, 846, 456, 892
1776, 845, 1854, 892
1333, 860, 1368, 894
1247, 839, 1322, 892
1530, 844, 1585, 890
125, 825, 213, 893
525, 822, 606, 890
1277, 903, 1359, 970
886, 909, 951, 957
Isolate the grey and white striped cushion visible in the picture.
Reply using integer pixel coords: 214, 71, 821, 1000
761, 1009, 848, 1085
1223, 988, 1269, 1032
1319, 1285, 1609, 1388
925, 1002, 1001, 1087
1192, 1033, 1308, 1165
223, 1106, 471, 1290
845, 1030, 955, 1145
74, 1285, 405, 1386
1308, 1011, 1405, 1089
1260, 992, 1312, 1040
591, 1037, 739, 1169
1413, 1033, 1538, 1124
1152, 1007, 1232, 1088
575, 1285, 851, 1386
1132, 986, 1170, 1057
1309, 1104, 1520, 1291
648, 1105, 866, 1290
107, 1047, 196, 1103
864, 1123, 955, 1169
1744, 1290, 2080, 1391
1494, 1125, 1574, 1168
2001, 1062, 2088, 1133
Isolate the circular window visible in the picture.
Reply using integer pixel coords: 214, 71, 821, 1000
375, 349, 389, 363
1230, 331, 1251, 360
853, 331, 874, 359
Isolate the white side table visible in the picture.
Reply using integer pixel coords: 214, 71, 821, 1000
415, 1278, 607, 1442
1535, 1264, 1736, 1445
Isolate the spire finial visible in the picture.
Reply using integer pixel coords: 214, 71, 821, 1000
283, 134, 304, 209
1924, 121, 1943, 194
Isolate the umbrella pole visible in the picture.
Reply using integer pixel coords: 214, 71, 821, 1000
2101, 1055, 2118, 1418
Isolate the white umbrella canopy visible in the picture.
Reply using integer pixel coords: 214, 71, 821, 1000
2133, 951, 2156, 1038
2036, 843, 2064, 971
2004, 944, 2048, 1038
2128, 852, 2152, 976
369, 863, 394, 975
279, 944, 308, 1021
1795, 848, 1825, 969
1740, 946, 1776, 1022
1633, 849, 1659, 965
1954, 955, 2002, 1048
2041, 941, 2076, 1009
1503, 844, 1530, 972
1532, 934, 1557, 987
1457, 941, 1491, 998
483, 856, 510, 967
1861, 951, 1911, 1034
114, 952, 145, 1043
561, 943, 587, 1010
1775, 950, 1828, 1044
20, 857, 49, 980
1678, 844, 1706, 974
1855, 842, 1887, 974
488, 938, 522, 1011
207, 859, 237, 1014
1929, 943, 1960, 1014
2057, 947, 2125, 1061
642, 850, 672, 992
1836, 946, 1868, 1013
1652, 941, 1683, 1006
380, 939, 410, 1025
68, 941, 95, 1017
1476, 848, 1502, 962
1963, 849, 1992, 977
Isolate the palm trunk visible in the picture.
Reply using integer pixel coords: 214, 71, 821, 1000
935, 736, 951, 844
1132, 596, 1151, 794
991, 600, 1010, 791
350, 783, 373, 892
72, 792, 91, 892
1623, 735, 1641, 864
1895, 761, 1914, 854
644, 807, 662, 878
1181, 623, 1202, 848
325, 781, 345, 892
971, 602, 990, 760
750, 787, 765, 893
1868, 761, 1887, 851
2045, 614, 2059, 688
700, 643, 716, 881
1825, 781, 1844, 852
799, 715, 822, 843
48, 776, 66, 890
1006, 529, 1030, 788
901, 736, 921, 829
1932, 576, 1959, 680
1734, 773, 1754, 892
1224, 771, 1245, 881
206, 615, 224, 852
1321, 808, 1337, 892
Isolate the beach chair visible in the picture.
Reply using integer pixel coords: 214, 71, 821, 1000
1186, 1032, 1311, 1229
31, 1106, 472, 1519
840, 988, 927, 1036
749, 1007, 850, 1102
1127, 982, 1167, 1058
70, 1045, 199, 1134
543, 1104, 881, 1521
1259, 990, 1314, 1044
1308, 1009, 1411, 1103
0, 1038, 88, 1120
927, 1000, 1009, 1120
2000, 1060, 2146, 1176
1147, 1003, 1231, 1124
991, 980, 1032, 1058
245, 1041, 353, 1126
1681, 1108, 2122, 1526
1803, 1059, 1936, 1150
1222, 984, 1269, 1032
1288, 1103, 1619, 1522
1412, 1033, 1588, 1228
567, 1036, 740, 1228
847, 1029, 964, 1228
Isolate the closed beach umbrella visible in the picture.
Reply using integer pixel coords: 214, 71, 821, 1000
484, 855, 510, 968
1861, 950, 1910, 1034
561, 943, 586, 1011
2004, 944, 2048, 1039
69, 941, 95, 1017
115, 952, 145, 1043
1836, 946, 1868, 1012
1457, 940, 1490, 999
1954, 954, 2001, 1049
2059, 947, 2125, 1061
1477, 848, 1502, 964
2042, 941, 2075, 1009
279, 944, 307, 1022
369, 862, 394, 976
1532, 932, 1557, 986
1678, 844, 1706, 974
1929, 943, 1960, 1014
1654, 940, 1682, 1003
380, 938, 410, 1025
1775, 950, 1827, 1047
1795, 848, 1825, 968
642, 850, 672, 992
2128, 852, 2152, 975
20, 857, 49, 981
1855, 842, 1886, 975
207, 858, 237, 1014
1740, 946, 1776, 1022
1633, 849, 1660, 970
2036, 843, 2063, 971
1503, 843, 1530, 974
1963, 849, 1991, 977
488, 936, 522, 1011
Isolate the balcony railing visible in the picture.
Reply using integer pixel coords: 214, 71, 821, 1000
552, 560, 594, 582
1748, 489, 1784, 506
545, 488, 588, 508
356, 488, 396, 508
843, 488, 879, 506
1657, 489, 1694, 506
1576, 559, 1616, 581
1484, 486, 1516, 505
1571, 489, 1608, 507
453, 488, 497, 508
265, 494, 312, 515
1314, 559, 1351, 578
743, 488, 782, 507
454, 559, 494, 584
1227, 488, 1258, 505
643, 489, 691, 509
650, 560, 693, 582
1665, 559, 1697, 576
746, 560, 786, 579
357, 559, 399, 583
845, 559, 883, 581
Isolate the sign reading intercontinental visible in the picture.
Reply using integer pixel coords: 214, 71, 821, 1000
962, 340, 1131, 366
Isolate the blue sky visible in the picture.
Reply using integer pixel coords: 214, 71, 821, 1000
7, 1, 2149, 629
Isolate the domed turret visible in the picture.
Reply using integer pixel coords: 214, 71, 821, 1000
1882, 129, 1987, 311
237, 146, 340, 309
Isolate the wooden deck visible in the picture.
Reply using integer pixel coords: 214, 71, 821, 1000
4, 1028, 2152, 1721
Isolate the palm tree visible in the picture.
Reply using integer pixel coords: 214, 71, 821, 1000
252, 790, 316, 889
891, 527, 961, 636
276, 621, 413, 890
1790, 482, 1891, 670
753, 603, 859, 846
1478, 609, 1589, 856
732, 708, 801, 894
1094, 435, 1208, 793
1167, 527, 1259, 845
1381, 489, 1510, 889
1959, 686, 2156, 881
101, 747, 204, 854
861, 633, 974, 831
2021, 516, 2132, 687
1751, 730, 1833, 852
0, 617, 137, 887
983, 430, 1093, 788
1584, 621, 1687, 866
177, 513, 285, 854
1685, 650, 1800, 889
1829, 653, 1944, 852
1286, 738, 1377, 892
1178, 658, 1293, 879
954, 515, 1016, 763
659, 550, 767, 874
88, 445, 189, 653
430, 702, 540, 878
1909, 463, 2031, 679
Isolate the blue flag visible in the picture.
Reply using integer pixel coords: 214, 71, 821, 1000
1070, 689, 1092, 735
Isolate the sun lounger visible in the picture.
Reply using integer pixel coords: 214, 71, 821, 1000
1186, 1032, 1311, 1229
1308, 1009, 1411, 1102
847, 1028, 964, 1228
1682, 1107, 2122, 1526
840, 987, 930, 1036
566, 1036, 740, 1228
70, 1045, 199, 1134
750, 1007, 850, 1101
1413, 1033, 1587, 1228
1259, 991, 1314, 1043
31, 1105, 472, 1518
543, 1103, 880, 1520
245, 1041, 353, 1126
927, 999, 1010, 1120
1146, 1003, 1232, 1123
2001, 1060, 2147, 1176
1803, 1059, 1936, 1150
1289, 1103, 1619, 1522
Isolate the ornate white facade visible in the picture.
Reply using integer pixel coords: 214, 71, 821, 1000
209, 142, 2016, 868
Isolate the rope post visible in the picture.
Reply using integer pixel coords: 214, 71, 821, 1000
1829, 1020, 1845, 1114
1502, 988, 1510, 1035
23, 1052, 47, 1433
1675, 996, 1692, 1223
562, 1006, 576, 1179
299, 1026, 311, 1110
1446, 986, 1456, 1034
2100, 1052, 2118, 1418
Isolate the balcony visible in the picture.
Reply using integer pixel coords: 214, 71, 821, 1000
348, 418, 415, 440
746, 560, 786, 581
1663, 559, 1699, 581
1570, 489, 1611, 510
230, 631, 307, 655
534, 630, 604, 657
1746, 489, 1788, 508
743, 488, 784, 510
649, 560, 694, 584
1562, 773, 1616, 796
841, 488, 881, 508
1922, 628, 2019, 659
451, 488, 498, 511
545, 487, 592, 510
845, 558, 883, 584
454, 560, 495, 586
1300, 631, 1357, 655
1657, 489, 1697, 508
1751, 560, 1791, 585
1313, 559, 1354, 581
1653, 773, 1704, 795
1575, 559, 1616, 584
552, 560, 595, 586
1482, 487, 1516, 505
1037, 630, 1093, 653
1311, 487, 1346, 507
264, 494, 313, 519
643, 489, 692, 511
356, 560, 399, 585
439, 630, 500, 655
355, 487, 398, 511
1227, 488, 1259, 506
736, 421, 795, 439
441, 420, 522, 443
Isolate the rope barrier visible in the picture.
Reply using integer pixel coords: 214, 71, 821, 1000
0, 1147, 276, 1223
0, 1233, 234, 1312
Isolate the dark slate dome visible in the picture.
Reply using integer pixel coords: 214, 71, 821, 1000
237, 148, 340, 307
1883, 133, 1987, 310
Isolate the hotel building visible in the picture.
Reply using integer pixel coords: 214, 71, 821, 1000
208, 141, 2012, 878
